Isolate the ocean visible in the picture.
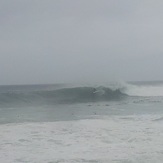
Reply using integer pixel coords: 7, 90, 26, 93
0, 81, 163, 163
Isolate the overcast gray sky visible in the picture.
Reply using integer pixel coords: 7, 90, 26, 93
0, 0, 163, 85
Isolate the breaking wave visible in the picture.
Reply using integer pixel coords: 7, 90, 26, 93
0, 86, 126, 107
123, 82, 163, 97
1, 81, 163, 107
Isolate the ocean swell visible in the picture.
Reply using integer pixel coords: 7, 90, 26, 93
0, 86, 126, 107
1, 81, 163, 107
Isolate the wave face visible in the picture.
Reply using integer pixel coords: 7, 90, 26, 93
0, 86, 126, 107
1, 81, 163, 107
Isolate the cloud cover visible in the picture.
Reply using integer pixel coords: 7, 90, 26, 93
0, 0, 163, 84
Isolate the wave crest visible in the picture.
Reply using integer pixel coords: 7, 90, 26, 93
0, 86, 126, 107
1, 81, 163, 107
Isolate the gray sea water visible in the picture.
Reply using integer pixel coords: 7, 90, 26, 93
0, 81, 163, 162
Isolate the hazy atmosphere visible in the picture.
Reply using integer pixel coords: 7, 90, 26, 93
1, 1, 163, 162
1, 0, 163, 85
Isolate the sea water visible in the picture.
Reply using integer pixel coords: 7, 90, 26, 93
0, 81, 163, 162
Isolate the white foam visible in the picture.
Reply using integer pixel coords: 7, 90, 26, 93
0, 115, 163, 163
123, 83, 163, 97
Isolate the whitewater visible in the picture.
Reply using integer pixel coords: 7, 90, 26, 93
1, 81, 163, 163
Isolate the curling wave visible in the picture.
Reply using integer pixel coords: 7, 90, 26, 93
1, 81, 163, 107
0, 86, 126, 107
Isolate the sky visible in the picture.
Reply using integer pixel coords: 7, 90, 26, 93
0, 0, 163, 85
